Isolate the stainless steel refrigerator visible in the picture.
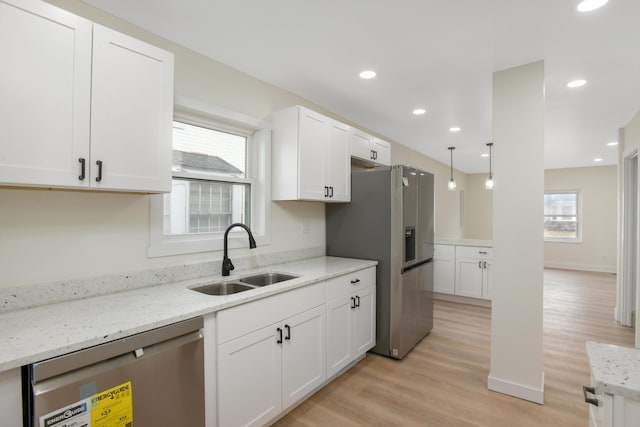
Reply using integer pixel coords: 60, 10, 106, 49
326, 165, 434, 359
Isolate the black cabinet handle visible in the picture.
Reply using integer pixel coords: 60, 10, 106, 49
479, 251, 488, 255
479, 261, 482, 269
330, 186, 334, 198
78, 158, 86, 180
484, 261, 487, 269
324, 186, 329, 197
95, 160, 103, 182
284, 324, 291, 341
355, 295, 361, 308
276, 327, 283, 344
351, 297, 356, 309
350, 279, 360, 284
373, 150, 377, 160
582, 386, 599, 406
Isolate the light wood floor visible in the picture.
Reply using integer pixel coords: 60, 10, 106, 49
274, 269, 635, 426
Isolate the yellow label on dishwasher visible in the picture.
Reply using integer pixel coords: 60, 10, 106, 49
90, 381, 133, 427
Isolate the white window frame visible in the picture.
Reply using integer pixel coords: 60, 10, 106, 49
148, 100, 271, 257
544, 190, 582, 243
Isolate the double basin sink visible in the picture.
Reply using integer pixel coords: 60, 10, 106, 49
191, 272, 299, 296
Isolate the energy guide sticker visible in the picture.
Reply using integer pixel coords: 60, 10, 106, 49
39, 381, 133, 427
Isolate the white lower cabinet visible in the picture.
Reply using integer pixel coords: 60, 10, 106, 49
213, 266, 376, 426
455, 246, 492, 299
589, 390, 640, 427
326, 267, 376, 378
434, 244, 455, 294
217, 305, 325, 427
0, 369, 22, 426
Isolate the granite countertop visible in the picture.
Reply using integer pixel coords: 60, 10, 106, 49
586, 341, 640, 400
0, 256, 376, 372
434, 238, 493, 247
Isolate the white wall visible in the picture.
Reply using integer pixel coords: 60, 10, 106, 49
464, 173, 493, 240
544, 166, 617, 272
0, 0, 461, 289
489, 61, 544, 403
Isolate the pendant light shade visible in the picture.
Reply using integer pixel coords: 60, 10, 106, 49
448, 147, 456, 191
485, 142, 494, 190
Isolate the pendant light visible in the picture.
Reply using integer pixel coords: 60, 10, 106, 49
485, 142, 494, 190
447, 146, 456, 191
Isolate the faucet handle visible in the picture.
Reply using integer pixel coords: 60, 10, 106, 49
222, 257, 235, 276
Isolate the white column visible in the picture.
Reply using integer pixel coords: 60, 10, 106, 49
488, 61, 545, 404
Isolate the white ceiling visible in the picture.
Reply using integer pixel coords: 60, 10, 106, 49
82, 0, 640, 173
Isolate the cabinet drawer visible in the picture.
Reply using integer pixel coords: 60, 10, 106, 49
456, 245, 492, 259
217, 282, 325, 344
434, 244, 455, 259
326, 267, 375, 301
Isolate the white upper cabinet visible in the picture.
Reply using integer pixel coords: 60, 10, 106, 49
272, 106, 350, 202
349, 128, 391, 166
90, 25, 173, 192
0, 0, 92, 188
0, 0, 174, 193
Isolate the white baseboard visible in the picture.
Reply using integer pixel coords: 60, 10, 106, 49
544, 261, 616, 274
487, 371, 545, 404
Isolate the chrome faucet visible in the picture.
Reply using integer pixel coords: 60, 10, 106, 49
222, 223, 257, 276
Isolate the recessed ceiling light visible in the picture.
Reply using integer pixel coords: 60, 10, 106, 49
567, 79, 587, 88
481, 153, 489, 158
413, 108, 427, 115
359, 70, 376, 79
607, 141, 619, 146
577, 0, 608, 12
593, 158, 603, 162
449, 127, 461, 132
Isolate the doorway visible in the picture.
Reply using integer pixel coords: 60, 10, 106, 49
620, 151, 638, 345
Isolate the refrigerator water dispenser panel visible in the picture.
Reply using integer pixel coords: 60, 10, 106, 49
405, 227, 416, 262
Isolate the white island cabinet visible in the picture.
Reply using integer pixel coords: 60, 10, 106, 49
271, 106, 350, 202
586, 342, 640, 427
0, 0, 173, 193
434, 242, 493, 302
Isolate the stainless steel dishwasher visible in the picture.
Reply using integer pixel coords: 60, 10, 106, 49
22, 317, 205, 427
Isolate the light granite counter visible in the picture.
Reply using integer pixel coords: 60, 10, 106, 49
0, 256, 376, 372
435, 238, 493, 247
587, 341, 640, 400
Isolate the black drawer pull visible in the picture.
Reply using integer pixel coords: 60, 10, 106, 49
78, 158, 86, 180
582, 386, 599, 406
479, 251, 488, 255
350, 279, 360, 284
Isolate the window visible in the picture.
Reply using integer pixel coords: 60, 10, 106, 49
544, 191, 580, 242
166, 121, 250, 234
149, 105, 270, 257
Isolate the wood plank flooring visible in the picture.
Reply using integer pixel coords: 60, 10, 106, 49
274, 269, 634, 426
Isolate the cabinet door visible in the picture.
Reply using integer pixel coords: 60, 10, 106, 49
326, 296, 352, 377
456, 258, 483, 298
217, 325, 282, 427
434, 258, 455, 294
297, 108, 327, 200
282, 306, 326, 409
350, 129, 373, 160
90, 24, 173, 192
325, 120, 351, 202
371, 138, 391, 166
325, 119, 350, 202
0, 0, 92, 188
352, 286, 375, 356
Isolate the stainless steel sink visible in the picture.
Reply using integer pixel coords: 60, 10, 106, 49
191, 282, 256, 296
190, 272, 299, 296
239, 273, 299, 287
